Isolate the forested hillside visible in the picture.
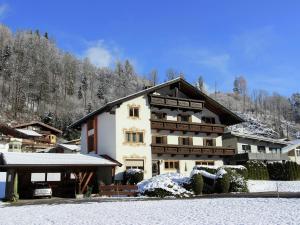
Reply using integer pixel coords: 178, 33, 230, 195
208, 76, 300, 139
0, 24, 149, 138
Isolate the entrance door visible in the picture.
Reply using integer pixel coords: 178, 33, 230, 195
152, 160, 160, 177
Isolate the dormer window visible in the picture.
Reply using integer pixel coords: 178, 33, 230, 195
202, 117, 216, 124
129, 107, 139, 118
177, 114, 191, 123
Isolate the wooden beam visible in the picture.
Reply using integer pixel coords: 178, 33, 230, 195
81, 172, 94, 193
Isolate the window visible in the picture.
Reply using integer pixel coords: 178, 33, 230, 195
179, 137, 193, 145
195, 161, 215, 166
151, 112, 166, 120
129, 107, 139, 118
203, 139, 216, 146
125, 159, 144, 170
125, 131, 144, 144
153, 136, 166, 144
270, 147, 281, 154
258, 146, 266, 153
164, 160, 179, 170
178, 114, 191, 122
202, 117, 216, 124
242, 144, 251, 152
297, 150, 300, 156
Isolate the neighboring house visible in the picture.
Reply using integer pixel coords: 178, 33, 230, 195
13, 121, 62, 145
37, 143, 80, 153
223, 131, 289, 164
0, 123, 53, 152
282, 139, 300, 164
70, 78, 243, 180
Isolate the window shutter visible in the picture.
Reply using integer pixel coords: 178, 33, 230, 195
213, 139, 216, 146
178, 137, 182, 145
152, 136, 156, 144
189, 137, 193, 146
163, 136, 167, 144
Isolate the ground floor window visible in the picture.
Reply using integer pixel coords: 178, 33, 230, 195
258, 146, 266, 153
195, 160, 215, 166
125, 159, 144, 170
242, 144, 251, 153
270, 147, 282, 154
164, 160, 179, 170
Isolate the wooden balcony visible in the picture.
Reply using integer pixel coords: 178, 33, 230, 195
149, 95, 204, 111
151, 119, 225, 134
151, 144, 235, 156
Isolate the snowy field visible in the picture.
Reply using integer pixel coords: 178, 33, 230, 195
248, 180, 300, 192
1, 198, 300, 225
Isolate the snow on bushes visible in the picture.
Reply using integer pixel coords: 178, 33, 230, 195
192, 166, 248, 193
137, 173, 192, 198
123, 169, 144, 185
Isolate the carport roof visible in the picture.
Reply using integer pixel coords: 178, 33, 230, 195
0, 152, 118, 167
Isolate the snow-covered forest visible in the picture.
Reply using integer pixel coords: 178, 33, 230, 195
0, 24, 149, 138
1, 23, 300, 139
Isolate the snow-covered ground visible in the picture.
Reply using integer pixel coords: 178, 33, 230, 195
248, 180, 300, 193
0, 198, 300, 225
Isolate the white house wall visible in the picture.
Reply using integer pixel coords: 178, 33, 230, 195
97, 112, 116, 158
115, 95, 152, 180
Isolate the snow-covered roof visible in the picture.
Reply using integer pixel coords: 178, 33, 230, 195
0, 152, 117, 166
58, 144, 80, 152
226, 131, 288, 145
16, 129, 42, 137
282, 139, 300, 153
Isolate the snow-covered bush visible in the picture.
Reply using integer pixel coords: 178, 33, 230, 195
123, 169, 144, 185
137, 173, 192, 198
191, 174, 203, 195
246, 161, 269, 180
225, 169, 248, 192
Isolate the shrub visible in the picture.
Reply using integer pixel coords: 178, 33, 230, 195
191, 174, 204, 195
268, 161, 300, 181
245, 161, 269, 180
215, 173, 230, 193
225, 169, 248, 192
143, 188, 172, 198
123, 169, 144, 185
195, 166, 218, 175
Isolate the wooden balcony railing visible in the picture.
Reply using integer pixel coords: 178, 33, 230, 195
151, 144, 235, 156
151, 119, 225, 134
149, 95, 204, 111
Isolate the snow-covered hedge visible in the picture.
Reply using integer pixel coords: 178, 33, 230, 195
137, 173, 192, 198
192, 166, 248, 193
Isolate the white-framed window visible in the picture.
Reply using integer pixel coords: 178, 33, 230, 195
125, 131, 144, 144
258, 146, 266, 153
164, 160, 179, 170
242, 144, 251, 153
129, 107, 139, 118
125, 159, 144, 170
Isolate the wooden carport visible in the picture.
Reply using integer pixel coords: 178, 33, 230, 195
0, 152, 120, 201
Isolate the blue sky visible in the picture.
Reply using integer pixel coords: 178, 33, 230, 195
1, 1, 300, 96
